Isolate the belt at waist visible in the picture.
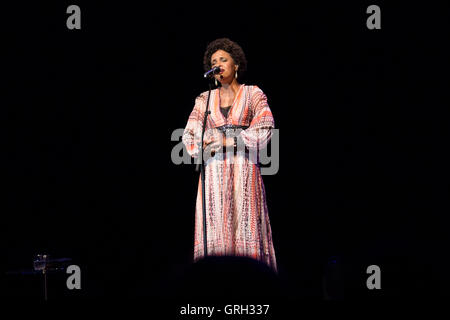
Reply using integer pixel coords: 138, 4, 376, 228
215, 125, 249, 135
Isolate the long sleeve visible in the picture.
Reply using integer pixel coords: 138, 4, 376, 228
182, 93, 207, 158
239, 86, 275, 150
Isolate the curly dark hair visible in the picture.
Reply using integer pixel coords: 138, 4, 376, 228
203, 38, 247, 79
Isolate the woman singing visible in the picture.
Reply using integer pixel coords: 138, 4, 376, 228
182, 38, 277, 272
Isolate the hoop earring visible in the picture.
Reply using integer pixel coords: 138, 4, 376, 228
215, 78, 218, 86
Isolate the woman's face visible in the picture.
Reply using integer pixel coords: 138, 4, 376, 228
211, 49, 238, 84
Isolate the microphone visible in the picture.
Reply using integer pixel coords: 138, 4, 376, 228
203, 66, 221, 78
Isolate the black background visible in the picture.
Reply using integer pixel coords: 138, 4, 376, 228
2, 1, 449, 302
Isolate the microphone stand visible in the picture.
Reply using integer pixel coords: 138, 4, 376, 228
195, 79, 214, 258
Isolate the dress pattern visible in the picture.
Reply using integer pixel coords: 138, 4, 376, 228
182, 84, 277, 272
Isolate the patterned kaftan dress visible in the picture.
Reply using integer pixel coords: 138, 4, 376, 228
182, 84, 277, 272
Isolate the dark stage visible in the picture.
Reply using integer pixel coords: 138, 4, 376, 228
2, 0, 448, 308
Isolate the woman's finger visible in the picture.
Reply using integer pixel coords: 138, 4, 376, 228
210, 141, 222, 152
203, 139, 214, 148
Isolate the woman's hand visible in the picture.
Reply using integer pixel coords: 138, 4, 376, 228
203, 129, 223, 153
